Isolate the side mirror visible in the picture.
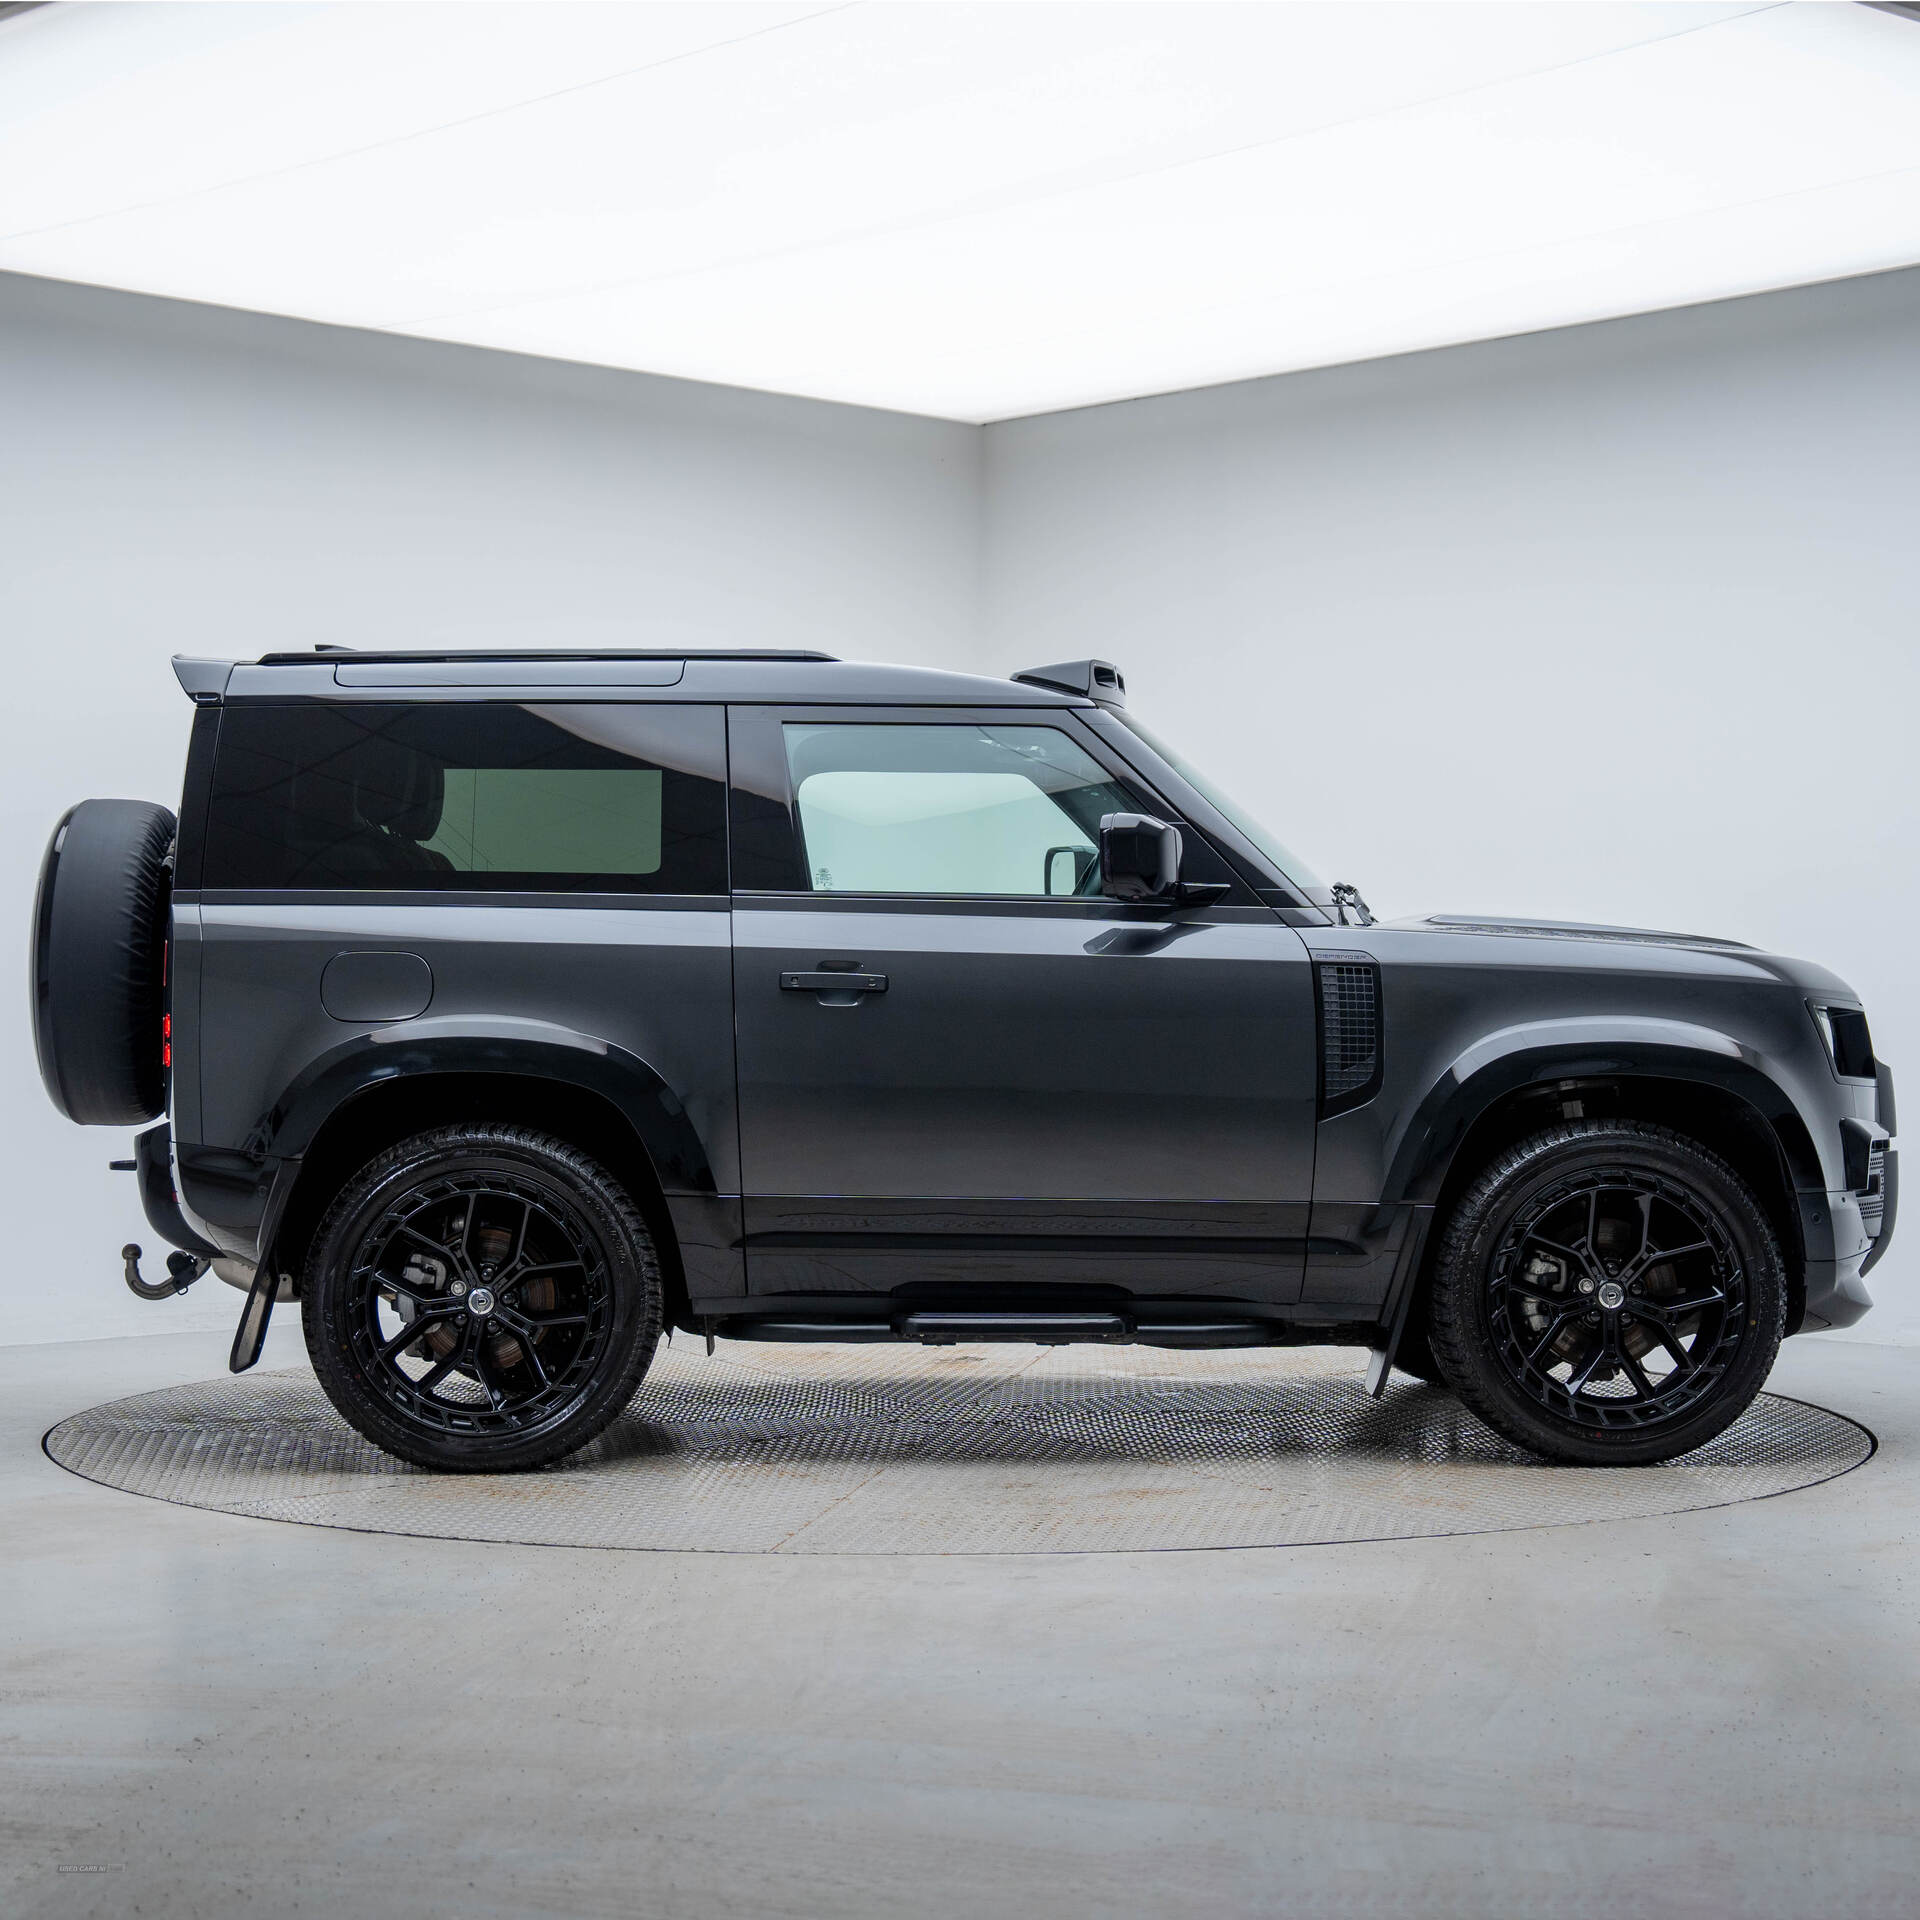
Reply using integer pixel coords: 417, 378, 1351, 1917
1044, 845, 1097, 896
1098, 812, 1182, 901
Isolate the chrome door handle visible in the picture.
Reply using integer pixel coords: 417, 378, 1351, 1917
780, 971, 888, 994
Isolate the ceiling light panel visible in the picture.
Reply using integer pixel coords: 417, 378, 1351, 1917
1, 3, 1916, 419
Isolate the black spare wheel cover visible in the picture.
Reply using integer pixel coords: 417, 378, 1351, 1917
33, 798, 176, 1125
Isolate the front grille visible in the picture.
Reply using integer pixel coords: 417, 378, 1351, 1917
1312, 952, 1382, 1117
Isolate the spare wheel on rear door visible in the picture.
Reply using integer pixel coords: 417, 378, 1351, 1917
32, 799, 176, 1125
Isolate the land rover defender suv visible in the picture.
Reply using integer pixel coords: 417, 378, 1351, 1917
31, 649, 1897, 1471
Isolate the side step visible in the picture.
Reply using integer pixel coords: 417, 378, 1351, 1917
722, 1313, 1278, 1349
901, 1311, 1126, 1345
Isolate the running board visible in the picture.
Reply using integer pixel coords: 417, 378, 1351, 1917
901, 1311, 1127, 1345
721, 1313, 1279, 1349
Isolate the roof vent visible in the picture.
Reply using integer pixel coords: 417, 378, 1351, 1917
1010, 659, 1127, 706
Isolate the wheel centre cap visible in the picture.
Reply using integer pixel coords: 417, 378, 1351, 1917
467, 1287, 496, 1318
1596, 1280, 1625, 1311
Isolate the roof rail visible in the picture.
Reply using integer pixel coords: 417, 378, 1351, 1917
1010, 659, 1127, 706
254, 648, 838, 666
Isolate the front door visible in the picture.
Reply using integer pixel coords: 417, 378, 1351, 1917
727, 707, 1319, 1309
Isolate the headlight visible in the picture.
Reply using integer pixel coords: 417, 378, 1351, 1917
1809, 1001, 1877, 1080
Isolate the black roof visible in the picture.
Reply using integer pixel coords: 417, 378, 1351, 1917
253, 647, 837, 666
173, 649, 1096, 709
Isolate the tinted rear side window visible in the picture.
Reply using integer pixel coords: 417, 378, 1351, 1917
204, 704, 727, 894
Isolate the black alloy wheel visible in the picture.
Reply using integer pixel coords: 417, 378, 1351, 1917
303, 1126, 662, 1471
1427, 1121, 1785, 1466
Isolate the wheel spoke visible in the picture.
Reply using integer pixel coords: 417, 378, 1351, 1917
1565, 1338, 1609, 1396
394, 1220, 480, 1291
1522, 1310, 1574, 1370
1632, 1191, 1654, 1265
493, 1310, 552, 1389
1625, 1238, 1713, 1282
1506, 1273, 1575, 1301
1520, 1230, 1589, 1270
1622, 1306, 1695, 1370
507, 1196, 535, 1267
1628, 1288, 1726, 1326
440, 1207, 486, 1294
1663, 1289, 1728, 1316
375, 1301, 458, 1363
414, 1347, 463, 1397
515, 1337, 552, 1393
469, 1335, 507, 1413
508, 1258, 586, 1284
394, 1223, 459, 1264
1618, 1343, 1657, 1400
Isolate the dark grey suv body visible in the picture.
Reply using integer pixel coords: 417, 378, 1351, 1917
49, 648, 1897, 1470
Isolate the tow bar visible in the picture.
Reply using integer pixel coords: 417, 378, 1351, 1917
121, 1242, 210, 1301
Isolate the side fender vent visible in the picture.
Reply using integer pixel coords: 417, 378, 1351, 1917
1311, 951, 1382, 1118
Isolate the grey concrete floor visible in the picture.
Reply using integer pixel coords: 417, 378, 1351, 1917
2, 1326, 1915, 1920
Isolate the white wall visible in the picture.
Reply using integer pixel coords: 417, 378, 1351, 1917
983, 266, 1920, 1339
6, 264, 1915, 1346
0, 271, 980, 1342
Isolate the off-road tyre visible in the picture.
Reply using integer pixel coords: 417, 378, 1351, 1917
303, 1125, 663, 1472
1427, 1121, 1785, 1466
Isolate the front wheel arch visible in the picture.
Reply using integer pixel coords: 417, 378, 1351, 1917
1397, 1064, 1812, 1344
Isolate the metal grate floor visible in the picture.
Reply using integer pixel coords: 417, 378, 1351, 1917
43, 1341, 1872, 1555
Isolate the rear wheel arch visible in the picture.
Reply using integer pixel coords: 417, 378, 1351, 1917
266, 1071, 692, 1333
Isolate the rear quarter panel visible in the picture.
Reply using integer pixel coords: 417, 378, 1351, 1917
187, 892, 735, 1191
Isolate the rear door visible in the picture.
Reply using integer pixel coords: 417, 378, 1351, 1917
727, 706, 1319, 1306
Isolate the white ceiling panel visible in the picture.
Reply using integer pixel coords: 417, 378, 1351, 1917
2, 2, 1918, 419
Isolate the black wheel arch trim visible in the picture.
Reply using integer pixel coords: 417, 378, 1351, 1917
1386, 1020, 1827, 1216
253, 1018, 718, 1196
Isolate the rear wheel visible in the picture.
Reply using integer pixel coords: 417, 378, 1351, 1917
303, 1125, 662, 1471
1427, 1121, 1785, 1466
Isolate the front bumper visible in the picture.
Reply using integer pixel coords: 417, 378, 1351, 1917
1800, 1063, 1897, 1331
1802, 1240, 1875, 1331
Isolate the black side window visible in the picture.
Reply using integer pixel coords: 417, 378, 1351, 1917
203, 704, 727, 894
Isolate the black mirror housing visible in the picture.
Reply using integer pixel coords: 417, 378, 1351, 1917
1099, 812, 1182, 901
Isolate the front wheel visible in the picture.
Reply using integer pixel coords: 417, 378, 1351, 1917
302, 1125, 662, 1471
1426, 1121, 1785, 1466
